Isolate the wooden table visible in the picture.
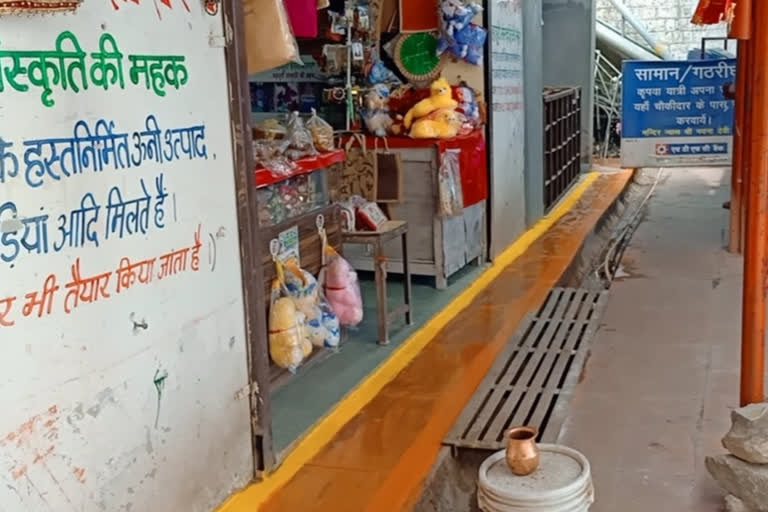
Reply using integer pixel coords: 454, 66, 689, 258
342, 221, 413, 345
340, 132, 488, 289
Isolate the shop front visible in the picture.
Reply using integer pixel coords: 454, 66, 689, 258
243, 0, 497, 468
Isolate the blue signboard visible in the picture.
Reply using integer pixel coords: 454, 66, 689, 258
621, 59, 736, 167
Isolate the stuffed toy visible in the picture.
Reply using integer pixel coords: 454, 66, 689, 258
410, 109, 461, 139
283, 264, 341, 349
403, 77, 458, 129
268, 294, 309, 371
456, 86, 480, 125
361, 84, 393, 137
368, 59, 399, 85
437, 0, 487, 65
324, 254, 364, 326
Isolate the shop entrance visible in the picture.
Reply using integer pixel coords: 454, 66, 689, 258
241, 0, 494, 468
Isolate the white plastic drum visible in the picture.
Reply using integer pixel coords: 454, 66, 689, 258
477, 444, 594, 512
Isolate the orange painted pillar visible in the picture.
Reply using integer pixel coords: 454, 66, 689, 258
730, 0, 752, 254
740, 45, 753, 255
729, 41, 747, 253
728, 0, 752, 253
741, 0, 766, 406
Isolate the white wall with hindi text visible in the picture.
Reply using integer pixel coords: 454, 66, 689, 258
0, 2, 252, 511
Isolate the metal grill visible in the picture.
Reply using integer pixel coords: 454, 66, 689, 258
444, 288, 607, 451
543, 88, 582, 212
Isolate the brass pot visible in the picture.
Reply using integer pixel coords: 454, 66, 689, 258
505, 426, 540, 476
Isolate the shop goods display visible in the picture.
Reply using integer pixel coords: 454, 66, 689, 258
410, 108, 461, 139
283, 262, 341, 349
284, 0, 319, 38
244, 0, 301, 73
456, 85, 481, 126
283, 111, 318, 160
254, 118, 288, 140
398, 0, 440, 32
374, 137, 404, 203
437, 0, 487, 65
338, 194, 391, 232
438, 148, 464, 216
357, 201, 389, 230
322, 247, 364, 326
403, 77, 458, 129
268, 278, 312, 373
368, 59, 400, 86
361, 84, 394, 137
307, 109, 335, 152
339, 195, 367, 231
253, 139, 297, 177
392, 32, 447, 85
257, 172, 329, 227
341, 134, 377, 200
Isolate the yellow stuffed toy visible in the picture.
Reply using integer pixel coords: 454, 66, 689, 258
410, 109, 461, 139
403, 77, 458, 129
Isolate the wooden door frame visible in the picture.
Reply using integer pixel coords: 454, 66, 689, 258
222, 0, 276, 474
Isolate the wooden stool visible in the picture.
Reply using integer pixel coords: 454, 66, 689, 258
342, 220, 413, 345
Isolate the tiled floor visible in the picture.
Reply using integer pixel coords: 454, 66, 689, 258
560, 167, 759, 512
257, 171, 632, 511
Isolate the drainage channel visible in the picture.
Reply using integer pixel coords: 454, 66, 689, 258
414, 170, 658, 512
444, 288, 607, 451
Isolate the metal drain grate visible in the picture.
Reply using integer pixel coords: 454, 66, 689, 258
444, 288, 607, 451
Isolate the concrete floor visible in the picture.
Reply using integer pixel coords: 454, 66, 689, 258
560, 167, 763, 512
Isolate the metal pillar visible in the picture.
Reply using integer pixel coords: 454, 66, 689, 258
604, 0, 671, 59
740, 0, 766, 407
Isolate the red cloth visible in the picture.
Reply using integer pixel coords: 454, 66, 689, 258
283, 0, 318, 37
691, 0, 732, 24
399, 0, 438, 31
340, 131, 488, 208
437, 131, 488, 208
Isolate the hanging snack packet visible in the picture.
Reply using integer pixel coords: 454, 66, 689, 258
282, 111, 318, 160
306, 108, 335, 152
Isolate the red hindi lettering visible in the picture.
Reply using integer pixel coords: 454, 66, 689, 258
64, 258, 112, 314
191, 224, 201, 272
23, 275, 59, 318
0, 296, 16, 326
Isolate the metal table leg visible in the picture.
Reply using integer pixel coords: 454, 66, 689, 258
374, 240, 389, 345
402, 231, 413, 325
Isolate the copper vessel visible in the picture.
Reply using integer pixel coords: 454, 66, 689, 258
505, 426, 540, 476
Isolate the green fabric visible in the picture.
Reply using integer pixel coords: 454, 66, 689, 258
399, 33, 441, 77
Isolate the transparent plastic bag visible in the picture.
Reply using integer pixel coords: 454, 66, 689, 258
283, 260, 341, 348
321, 246, 363, 327
259, 157, 298, 177
438, 149, 464, 217
268, 279, 310, 373
306, 108, 335, 152
254, 119, 287, 140
282, 111, 318, 160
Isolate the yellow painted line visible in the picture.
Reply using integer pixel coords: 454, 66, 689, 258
216, 172, 600, 512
